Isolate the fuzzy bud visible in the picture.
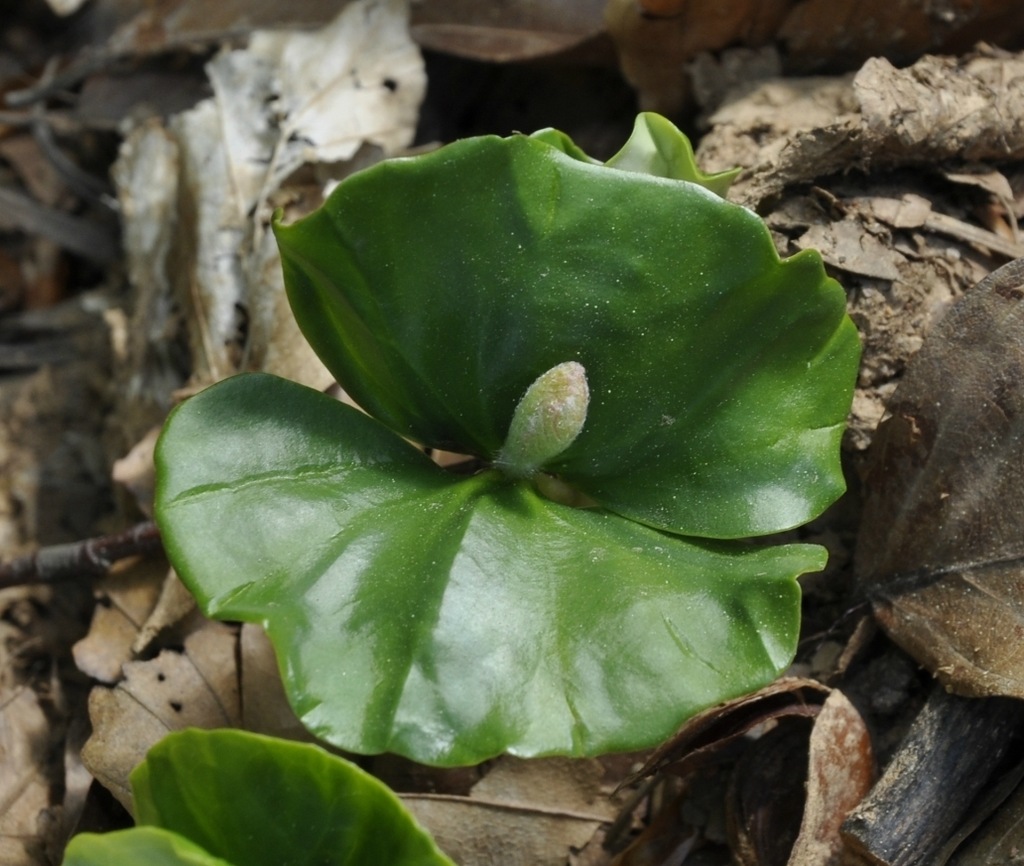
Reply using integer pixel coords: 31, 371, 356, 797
496, 361, 589, 479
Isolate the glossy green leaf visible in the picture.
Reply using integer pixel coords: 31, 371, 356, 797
604, 112, 740, 194
274, 127, 859, 539
157, 374, 822, 766
133, 728, 453, 866
531, 113, 739, 194
63, 827, 233, 866
63, 730, 454, 865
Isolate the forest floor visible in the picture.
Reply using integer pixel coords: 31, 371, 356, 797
2, 2, 1024, 865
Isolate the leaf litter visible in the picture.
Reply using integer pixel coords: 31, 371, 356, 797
3, 1, 1024, 864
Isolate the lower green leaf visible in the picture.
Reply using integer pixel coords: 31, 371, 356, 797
156, 374, 822, 766
130, 729, 454, 866
63, 827, 234, 866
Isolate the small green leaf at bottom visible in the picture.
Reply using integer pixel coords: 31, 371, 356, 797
63, 827, 234, 866
128, 729, 454, 866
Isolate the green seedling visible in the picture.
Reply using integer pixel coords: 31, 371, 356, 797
154, 113, 860, 766
62, 729, 454, 866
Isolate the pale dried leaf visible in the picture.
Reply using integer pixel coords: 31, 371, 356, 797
0, 685, 55, 866
409, 0, 606, 62
796, 219, 902, 281
81, 619, 241, 811
114, 0, 425, 387
402, 755, 624, 866
72, 558, 166, 684
132, 571, 197, 655
788, 691, 874, 866
403, 796, 606, 866
82, 618, 323, 809
111, 426, 161, 517
472, 757, 620, 821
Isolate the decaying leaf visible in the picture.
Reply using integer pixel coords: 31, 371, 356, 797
857, 257, 1024, 697
409, 0, 606, 62
81, 618, 241, 809
72, 559, 168, 684
694, 47, 1024, 452
626, 678, 829, 785
615, 679, 871, 866
788, 691, 875, 866
606, 0, 1024, 113
403, 757, 623, 866
113, 0, 426, 388
729, 718, 812, 866
726, 690, 873, 866
80, 617, 310, 812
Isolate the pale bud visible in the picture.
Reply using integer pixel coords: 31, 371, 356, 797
496, 361, 589, 479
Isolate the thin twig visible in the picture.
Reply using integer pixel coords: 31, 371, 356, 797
0, 521, 163, 589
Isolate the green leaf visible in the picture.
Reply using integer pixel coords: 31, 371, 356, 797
63, 827, 235, 866
532, 113, 739, 194
604, 112, 740, 195
274, 128, 859, 539
157, 374, 822, 766
130, 729, 455, 866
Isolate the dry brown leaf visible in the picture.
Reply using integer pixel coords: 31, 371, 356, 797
0, 683, 60, 866
607, 0, 1024, 113
795, 219, 902, 282
131, 571, 198, 655
81, 618, 241, 811
727, 690, 873, 866
72, 558, 167, 684
238, 623, 315, 742
605, 0, 788, 112
857, 257, 1024, 698
788, 691, 874, 866
110, 426, 161, 517
778, 0, 1024, 72
625, 677, 829, 786
113, 0, 425, 388
81, 618, 311, 811
410, 0, 606, 62
729, 719, 811, 866
402, 756, 625, 866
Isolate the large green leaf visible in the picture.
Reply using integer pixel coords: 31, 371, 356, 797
157, 374, 822, 766
274, 127, 859, 539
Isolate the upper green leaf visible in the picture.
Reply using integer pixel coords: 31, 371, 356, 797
532, 112, 740, 195
274, 126, 858, 538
